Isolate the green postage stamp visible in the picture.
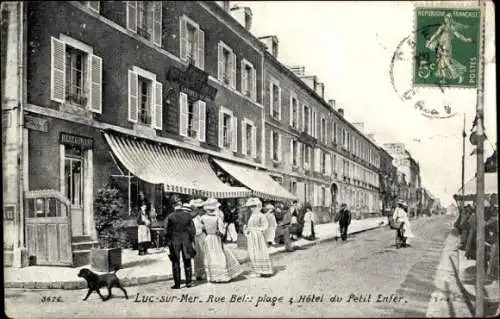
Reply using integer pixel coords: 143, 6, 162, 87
413, 7, 481, 88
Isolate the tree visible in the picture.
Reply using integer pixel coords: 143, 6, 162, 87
94, 186, 128, 249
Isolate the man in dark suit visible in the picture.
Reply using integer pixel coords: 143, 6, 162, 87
338, 203, 352, 241
164, 203, 196, 289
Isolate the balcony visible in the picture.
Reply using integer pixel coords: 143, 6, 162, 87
66, 93, 88, 106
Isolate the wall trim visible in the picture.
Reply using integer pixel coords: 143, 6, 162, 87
24, 103, 267, 170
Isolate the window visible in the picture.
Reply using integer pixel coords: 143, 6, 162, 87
321, 151, 326, 174
290, 95, 298, 129
50, 36, 102, 113
272, 131, 279, 161
187, 99, 198, 138
321, 117, 326, 143
270, 80, 281, 120
218, 42, 235, 87
218, 107, 237, 151
128, 66, 163, 129
321, 187, 326, 206
342, 128, 347, 148
64, 145, 84, 207
180, 15, 205, 69
303, 105, 310, 134
291, 139, 298, 166
127, 1, 162, 46
290, 180, 297, 195
241, 119, 256, 158
312, 111, 317, 138
333, 122, 337, 143
241, 59, 256, 99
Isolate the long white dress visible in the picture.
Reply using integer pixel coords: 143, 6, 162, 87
392, 207, 416, 243
201, 213, 243, 282
246, 212, 273, 275
263, 212, 277, 243
192, 215, 207, 278
302, 211, 314, 238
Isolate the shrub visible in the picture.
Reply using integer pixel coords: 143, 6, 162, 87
94, 186, 128, 249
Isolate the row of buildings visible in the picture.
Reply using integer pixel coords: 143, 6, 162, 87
2, 1, 439, 268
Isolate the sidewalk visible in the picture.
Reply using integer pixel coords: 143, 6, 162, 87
4, 217, 386, 290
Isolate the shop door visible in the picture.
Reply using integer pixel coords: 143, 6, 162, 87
64, 146, 85, 236
25, 195, 73, 266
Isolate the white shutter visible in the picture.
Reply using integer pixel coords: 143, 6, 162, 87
198, 101, 206, 142
217, 43, 223, 81
230, 52, 236, 89
241, 60, 248, 94
126, 1, 137, 33
251, 125, 257, 158
153, 2, 162, 46
269, 82, 273, 116
197, 29, 205, 70
252, 67, 257, 100
289, 95, 293, 126
218, 109, 224, 147
241, 119, 247, 154
326, 153, 331, 175
313, 184, 318, 206
278, 86, 282, 120
326, 187, 332, 206
301, 105, 305, 132
270, 131, 274, 161
277, 133, 282, 161
298, 142, 302, 167
231, 116, 238, 152
179, 92, 188, 136
153, 81, 163, 130
314, 148, 321, 172
50, 37, 65, 103
289, 139, 293, 164
89, 55, 102, 113
180, 17, 187, 60
128, 70, 138, 123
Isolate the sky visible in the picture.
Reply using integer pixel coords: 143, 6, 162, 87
233, 1, 497, 207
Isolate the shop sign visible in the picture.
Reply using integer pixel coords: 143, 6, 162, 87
166, 64, 217, 101
60, 132, 93, 149
25, 115, 49, 132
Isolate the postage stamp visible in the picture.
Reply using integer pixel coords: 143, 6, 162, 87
413, 7, 481, 88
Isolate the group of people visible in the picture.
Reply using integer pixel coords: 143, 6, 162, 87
454, 198, 499, 280
161, 197, 275, 289
389, 200, 415, 248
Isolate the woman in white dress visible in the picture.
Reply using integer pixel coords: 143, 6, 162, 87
189, 198, 207, 281
137, 203, 151, 255
392, 200, 415, 247
201, 198, 243, 283
302, 205, 316, 240
263, 203, 277, 246
244, 198, 274, 277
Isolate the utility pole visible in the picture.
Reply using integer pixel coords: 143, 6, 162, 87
475, 1, 487, 317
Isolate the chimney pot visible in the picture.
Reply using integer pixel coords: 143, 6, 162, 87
337, 108, 344, 116
328, 99, 336, 109
230, 6, 253, 31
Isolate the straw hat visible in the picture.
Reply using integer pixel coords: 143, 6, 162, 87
189, 198, 205, 208
398, 200, 408, 207
175, 203, 193, 212
203, 198, 221, 210
245, 197, 262, 208
263, 203, 275, 212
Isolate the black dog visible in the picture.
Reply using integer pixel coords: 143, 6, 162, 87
77, 268, 128, 301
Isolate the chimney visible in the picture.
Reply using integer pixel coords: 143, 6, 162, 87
352, 122, 364, 133
300, 75, 317, 91
259, 35, 279, 58
289, 66, 306, 77
328, 99, 336, 109
337, 108, 344, 117
230, 6, 252, 31
315, 82, 325, 99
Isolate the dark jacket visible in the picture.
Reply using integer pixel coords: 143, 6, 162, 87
164, 211, 196, 259
338, 208, 352, 226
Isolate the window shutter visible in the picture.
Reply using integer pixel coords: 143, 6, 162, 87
88, 54, 102, 113
153, 81, 163, 130
231, 116, 238, 152
50, 37, 65, 103
241, 61, 248, 94
289, 139, 293, 164
277, 133, 282, 161
298, 142, 302, 167
217, 43, 223, 81
251, 125, 257, 158
127, 70, 138, 123
179, 92, 188, 136
278, 87, 282, 120
197, 29, 205, 70
326, 187, 332, 206
326, 153, 332, 175
314, 148, 321, 172
180, 17, 187, 60
218, 109, 223, 147
241, 119, 247, 154
269, 82, 273, 116
231, 52, 236, 89
270, 131, 274, 161
88, 1, 100, 12
252, 67, 257, 100
301, 105, 305, 132
289, 95, 293, 126
198, 101, 206, 142
126, 1, 137, 33
153, 2, 162, 46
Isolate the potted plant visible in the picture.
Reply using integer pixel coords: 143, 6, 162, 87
91, 186, 128, 272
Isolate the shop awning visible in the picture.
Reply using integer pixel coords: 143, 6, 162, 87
104, 133, 251, 198
454, 172, 498, 201
212, 158, 297, 202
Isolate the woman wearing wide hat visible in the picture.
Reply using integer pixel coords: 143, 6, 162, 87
200, 198, 243, 283
244, 197, 274, 277
189, 198, 207, 281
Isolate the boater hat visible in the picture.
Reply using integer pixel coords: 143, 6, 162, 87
203, 198, 221, 210
189, 198, 205, 208
398, 200, 408, 207
245, 197, 262, 208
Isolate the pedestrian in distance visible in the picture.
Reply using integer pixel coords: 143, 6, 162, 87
290, 211, 300, 241
189, 198, 207, 281
275, 203, 295, 252
301, 204, 316, 241
337, 203, 352, 242
201, 198, 243, 283
244, 197, 274, 277
164, 203, 197, 289
263, 203, 277, 246
392, 200, 415, 248
136, 202, 152, 255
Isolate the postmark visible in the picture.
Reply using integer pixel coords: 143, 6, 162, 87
389, 3, 482, 119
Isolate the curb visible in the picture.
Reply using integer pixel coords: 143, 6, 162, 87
5, 223, 385, 290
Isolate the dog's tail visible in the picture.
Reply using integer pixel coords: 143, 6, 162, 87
113, 266, 121, 274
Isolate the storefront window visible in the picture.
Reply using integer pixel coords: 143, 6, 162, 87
65, 145, 83, 207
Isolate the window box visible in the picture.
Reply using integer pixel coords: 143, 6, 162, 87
66, 93, 88, 106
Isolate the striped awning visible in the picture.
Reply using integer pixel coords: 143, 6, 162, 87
213, 158, 297, 202
104, 133, 251, 198
454, 172, 498, 201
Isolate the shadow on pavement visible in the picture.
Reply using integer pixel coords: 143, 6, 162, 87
122, 258, 162, 269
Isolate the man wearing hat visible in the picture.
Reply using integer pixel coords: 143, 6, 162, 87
189, 198, 207, 281
337, 203, 352, 241
263, 203, 277, 246
164, 203, 196, 289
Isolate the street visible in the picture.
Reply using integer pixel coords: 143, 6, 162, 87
5, 215, 472, 318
